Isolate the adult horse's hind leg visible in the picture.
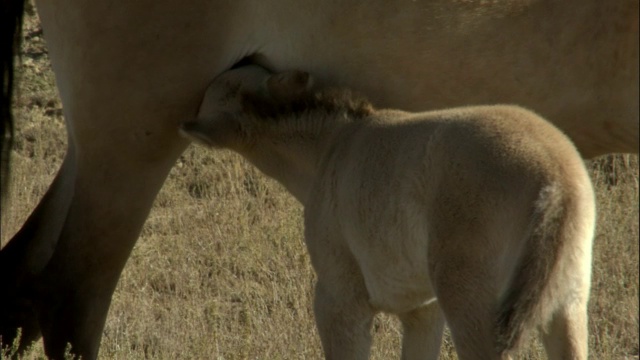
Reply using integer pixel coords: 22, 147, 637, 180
398, 303, 445, 360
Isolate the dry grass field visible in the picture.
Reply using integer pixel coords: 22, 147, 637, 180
2, 8, 638, 360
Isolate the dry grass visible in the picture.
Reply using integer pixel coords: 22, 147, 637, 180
2, 8, 638, 360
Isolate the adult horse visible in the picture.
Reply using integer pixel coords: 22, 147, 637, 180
0, 0, 637, 359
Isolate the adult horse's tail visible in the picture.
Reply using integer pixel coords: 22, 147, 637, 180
1, 0, 26, 200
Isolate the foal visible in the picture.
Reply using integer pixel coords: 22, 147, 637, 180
180, 65, 595, 360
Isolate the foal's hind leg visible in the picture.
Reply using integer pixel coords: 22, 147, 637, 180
540, 251, 591, 360
429, 253, 506, 359
542, 209, 593, 360
438, 291, 505, 360
540, 300, 589, 360
398, 302, 445, 360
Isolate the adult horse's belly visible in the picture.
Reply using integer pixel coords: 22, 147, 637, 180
259, 1, 638, 157
37, 0, 638, 158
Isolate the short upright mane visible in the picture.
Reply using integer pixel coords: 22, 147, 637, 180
240, 87, 374, 123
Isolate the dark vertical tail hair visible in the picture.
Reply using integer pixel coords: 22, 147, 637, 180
1, 0, 26, 200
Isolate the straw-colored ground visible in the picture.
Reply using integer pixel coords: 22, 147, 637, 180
2, 7, 638, 359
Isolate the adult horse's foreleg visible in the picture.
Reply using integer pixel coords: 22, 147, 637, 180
34, 136, 188, 359
0, 1, 250, 357
2, 121, 189, 359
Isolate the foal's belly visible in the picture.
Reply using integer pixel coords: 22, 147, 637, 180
360, 262, 436, 313
342, 212, 436, 313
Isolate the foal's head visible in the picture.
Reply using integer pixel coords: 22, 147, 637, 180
180, 65, 373, 150
180, 65, 314, 149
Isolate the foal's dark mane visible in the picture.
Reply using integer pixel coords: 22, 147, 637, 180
240, 87, 374, 124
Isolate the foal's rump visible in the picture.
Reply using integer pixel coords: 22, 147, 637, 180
420, 105, 594, 355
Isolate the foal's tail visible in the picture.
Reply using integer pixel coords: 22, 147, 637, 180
494, 182, 585, 353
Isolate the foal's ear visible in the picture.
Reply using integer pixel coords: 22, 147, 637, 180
266, 70, 313, 102
179, 113, 242, 148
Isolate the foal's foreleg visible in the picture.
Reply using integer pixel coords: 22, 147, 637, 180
314, 280, 375, 360
398, 302, 445, 360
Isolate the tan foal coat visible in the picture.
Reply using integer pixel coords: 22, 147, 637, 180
181, 66, 596, 360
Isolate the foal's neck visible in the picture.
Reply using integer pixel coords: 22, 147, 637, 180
240, 112, 353, 204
